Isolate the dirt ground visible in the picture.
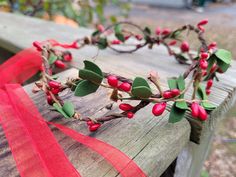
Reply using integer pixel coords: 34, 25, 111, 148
123, 2, 236, 177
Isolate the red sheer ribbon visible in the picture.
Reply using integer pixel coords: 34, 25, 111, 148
0, 46, 147, 177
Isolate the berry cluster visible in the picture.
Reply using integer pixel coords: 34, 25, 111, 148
32, 20, 232, 133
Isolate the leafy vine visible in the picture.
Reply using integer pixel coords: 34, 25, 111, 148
32, 19, 232, 132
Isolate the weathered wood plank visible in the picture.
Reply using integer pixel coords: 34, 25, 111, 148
0, 12, 236, 177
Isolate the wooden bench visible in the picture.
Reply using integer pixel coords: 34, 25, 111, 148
0, 12, 236, 177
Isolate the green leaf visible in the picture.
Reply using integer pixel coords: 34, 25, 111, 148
168, 78, 177, 89
144, 27, 151, 35
177, 75, 185, 91
71, 80, 82, 91
48, 53, 58, 65
74, 80, 99, 97
92, 30, 100, 37
202, 102, 216, 110
215, 49, 232, 65
53, 103, 70, 118
168, 103, 186, 123
83, 60, 103, 76
79, 69, 103, 84
115, 33, 125, 42
97, 38, 108, 49
131, 86, 152, 99
62, 101, 75, 118
206, 56, 216, 73
114, 24, 122, 34
217, 59, 230, 73
197, 84, 207, 100
132, 77, 151, 89
110, 15, 117, 23
176, 100, 188, 110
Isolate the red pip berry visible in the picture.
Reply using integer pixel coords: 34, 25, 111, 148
89, 123, 101, 132
63, 53, 73, 62
200, 52, 209, 60
47, 95, 54, 105
210, 63, 217, 73
87, 120, 94, 126
168, 40, 177, 46
198, 25, 205, 32
33, 41, 42, 51
118, 82, 131, 92
163, 91, 173, 99
51, 88, 60, 95
202, 70, 207, 77
119, 103, 133, 111
152, 102, 167, 116
198, 105, 208, 121
161, 28, 171, 36
48, 80, 61, 89
125, 35, 131, 40
135, 34, 143, 41
206, 79, 213, 89
97, 24, 105, 32
191, 102, 199, 118
208, 42, 217, 50
180, 41, 190, 53
54, 60, 66, 69
171, 89, 181, 97
197, 19, 208, 26
127, 112, 134, 119
111, 39, 121, 45
107, 75, 118, 88
200, 59, 208, 70
155, 27, 161, 35
206, 89, 211, 95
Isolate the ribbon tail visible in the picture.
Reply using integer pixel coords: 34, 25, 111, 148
0, 84, 81, 177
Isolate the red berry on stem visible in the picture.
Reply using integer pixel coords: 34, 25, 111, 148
200, 59, 208, 70
127, 112, 134, 119
47, 95, 54, 105
63, 53, 73, 62
33, 41, 42, 51
161, 29, 171, 36
206, 79, 213, 89
191, 102, 199, 118
55, 60, 66, 69
168, 40, 177, 46
48, 80, 61, 89
118, 82, 131, 92
89, 123, 101, 132
155, 27, 161, 35
206, 89, 211, 95
202, 70, 207, 76
198, 106, 208, 121
197, 19, 208, 26
163, 91, 173, 99
135, 34, 143, 41
107, 75, 118, 88
152, 102, 167, 116
198, 25, 205, 32
180, 41, 190, 53
97, 24, 105, 32
51, 88, 60, 95
119, 103, 133, 111
200, 52, 209, 60
210, 63, 217, 73
87, 120, 94, 126
125, 35, 130, 40
208, 42, 217, 50
111, 39, 121, 45
171, 89, 180, 96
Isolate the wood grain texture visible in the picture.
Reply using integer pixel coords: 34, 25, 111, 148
0, 12, 236, 177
